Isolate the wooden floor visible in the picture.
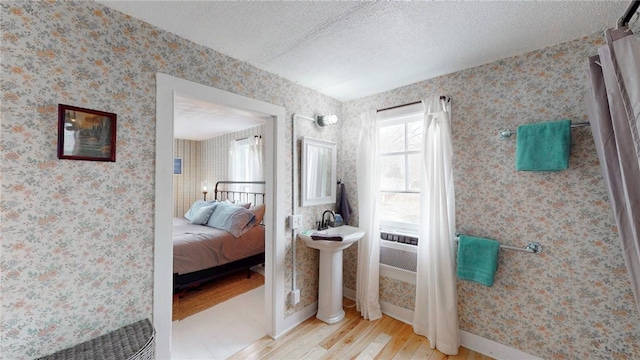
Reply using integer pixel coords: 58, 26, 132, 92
229, 300, 494, 360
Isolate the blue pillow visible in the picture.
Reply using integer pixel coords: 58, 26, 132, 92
184, 200, 216, 221
190, 204, 217, 225
206, 201, 256, 237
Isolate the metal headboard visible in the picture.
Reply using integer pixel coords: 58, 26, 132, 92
214, 181, 266, 206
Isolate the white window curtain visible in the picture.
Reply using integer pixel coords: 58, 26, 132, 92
585, 27, 640, 313
413, 96, 460, 355
229, 136, 264, 195
355, 110, 383, 321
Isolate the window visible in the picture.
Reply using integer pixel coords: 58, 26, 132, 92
229, 135, 264, 195
377, 104, 423, 275
378, 109, 423, 231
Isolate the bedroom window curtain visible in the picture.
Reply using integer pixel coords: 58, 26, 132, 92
229, 136, 264, 196
584, 27, 640, 313
412, 96, 459, 355
355, 110, 383, 321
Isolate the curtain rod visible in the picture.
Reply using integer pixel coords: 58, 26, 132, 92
235, 135, 262, 141
376, 96, 450, 113
618, 0, 640, 27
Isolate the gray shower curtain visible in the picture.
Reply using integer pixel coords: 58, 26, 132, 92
585, 26, 640, 313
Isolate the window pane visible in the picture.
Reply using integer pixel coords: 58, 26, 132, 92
379, 192, 420, 225
407, 153, 421, 191
407, 121, 423, 151
380, 155, 405, 191
379, 124, 404, 154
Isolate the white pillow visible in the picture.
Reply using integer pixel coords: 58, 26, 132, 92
184, 200, 216, 221
190, 204, 217, 225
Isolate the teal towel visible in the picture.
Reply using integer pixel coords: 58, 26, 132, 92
457, 235, 500, 287
515, 119, 571, 171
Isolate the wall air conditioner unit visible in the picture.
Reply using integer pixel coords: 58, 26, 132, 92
379, 230, 418, 273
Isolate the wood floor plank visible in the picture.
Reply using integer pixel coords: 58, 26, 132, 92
373, 322, 414, 360
227, 335, 273, 360
317, 315, 362, 350
448, 346, 471, 360
229, 315, 320, 359
259, 306, 362, 359
428, 350, 447, 360
228, 298, 494, 360
275, 315, 354, 360
354, 332, 392, 360
300, 345, 328, 360
257, 319, 332, 359
391, 332, 426, 360
428, 349, 448, 360
340, 316, 395, 359
410, 341, 435, 359
450, 346, 495, 360
318, 317, 377, 359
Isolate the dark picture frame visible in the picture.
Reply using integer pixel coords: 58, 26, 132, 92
173, 157, 182, 175
57, 104, 116, 162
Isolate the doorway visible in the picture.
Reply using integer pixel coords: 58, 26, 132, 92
154, 73, 287, 359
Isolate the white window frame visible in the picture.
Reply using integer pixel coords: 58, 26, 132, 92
377, 102, 424, 237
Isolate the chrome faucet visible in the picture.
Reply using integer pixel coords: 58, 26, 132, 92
317, 210, 335, 230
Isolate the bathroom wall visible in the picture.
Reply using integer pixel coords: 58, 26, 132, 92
0, 2, 340, 358
4, 2, 638, 359
287, 114, 343, 316
340, 33, 640, 359
173, 139, 202, 216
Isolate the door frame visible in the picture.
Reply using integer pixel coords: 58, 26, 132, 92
154, 73, 286, 359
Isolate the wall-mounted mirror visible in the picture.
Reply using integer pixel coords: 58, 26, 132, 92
301, 136, 337, 207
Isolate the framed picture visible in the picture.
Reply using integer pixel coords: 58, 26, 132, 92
57, 104, 116, 162
173, 157, 182, 175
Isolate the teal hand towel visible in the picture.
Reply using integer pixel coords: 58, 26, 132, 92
457, 235, 500, 287
515, 119, 571, 171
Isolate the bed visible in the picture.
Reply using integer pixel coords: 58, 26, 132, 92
173, 181, 266, 292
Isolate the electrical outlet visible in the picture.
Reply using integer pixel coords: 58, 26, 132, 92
290, 289, 301, 305
289, 214, 303, 229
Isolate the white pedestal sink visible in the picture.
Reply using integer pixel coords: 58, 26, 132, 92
299, 225, 365, 324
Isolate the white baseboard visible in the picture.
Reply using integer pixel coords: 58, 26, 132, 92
344, 287, 356, 300
379, 300, 414, 325
459, 330, 542, 360
280, 301, 318, 339
344, 292, 541, 360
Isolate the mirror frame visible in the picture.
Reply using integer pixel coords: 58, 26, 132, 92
301, 136, 337, 207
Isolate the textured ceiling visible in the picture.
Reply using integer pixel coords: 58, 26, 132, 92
97, 1, 632, 139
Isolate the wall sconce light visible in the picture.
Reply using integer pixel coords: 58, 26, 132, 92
316, 114, 338, 127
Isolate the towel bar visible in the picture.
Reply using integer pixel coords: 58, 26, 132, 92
499, 122, 590, 139
454, 235, 543, 254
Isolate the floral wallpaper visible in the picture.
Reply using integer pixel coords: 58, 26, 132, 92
340, 32, 640, 359
288, 113, 343, 316
379, 277, 415, 310
0, 2, 340, 358
3, 2, 639, 359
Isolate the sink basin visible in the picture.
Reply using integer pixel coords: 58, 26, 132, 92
299, 225, 364, 324
299, 225, 365, 251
